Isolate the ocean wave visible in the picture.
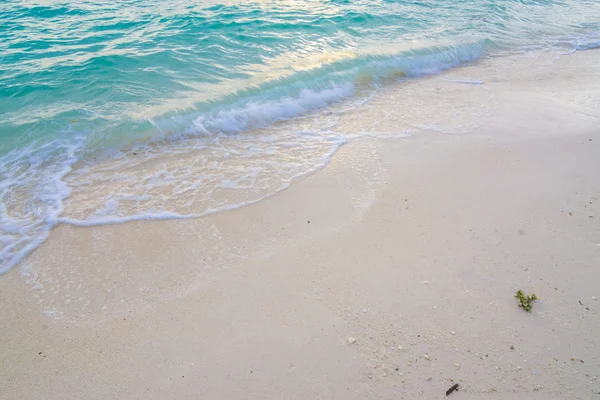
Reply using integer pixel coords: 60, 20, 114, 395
188, 84, 354, 136
0, 42, 491, 274
146, 42, 488, 141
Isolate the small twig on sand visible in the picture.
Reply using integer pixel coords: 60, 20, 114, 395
446, 383, 459, 396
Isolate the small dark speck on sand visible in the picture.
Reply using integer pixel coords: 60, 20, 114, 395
308, 221, 310, 224
510, 345, 515, 350
38, 352, 42, 355
395, 368, 399, 371
446, 383, 459, 396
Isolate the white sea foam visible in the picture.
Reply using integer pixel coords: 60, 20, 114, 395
59, 211, 200, 227
189, 84, 354, 136
61, 128, 347, 226
574, 39, 600, 51
441, 78, 484, 85
0, 138, 84, 274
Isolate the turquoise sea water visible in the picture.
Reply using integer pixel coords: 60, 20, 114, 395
1, 0, 599, 272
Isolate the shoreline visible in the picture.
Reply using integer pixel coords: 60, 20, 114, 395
1, 47, 596, 274
1, 49, 599, 399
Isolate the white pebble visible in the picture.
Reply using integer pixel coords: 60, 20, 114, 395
398, 345, 404, 351
424, 354, 431, 361
451, 331, 456, 335
348, 337, 357, 344
455, 363, 460, 369
592, 296, 597, 301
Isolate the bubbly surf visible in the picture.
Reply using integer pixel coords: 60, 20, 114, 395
1, 0, 600, 273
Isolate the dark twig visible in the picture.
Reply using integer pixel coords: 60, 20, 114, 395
446, 383, 459, 396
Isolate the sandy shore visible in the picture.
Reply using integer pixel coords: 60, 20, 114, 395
2, 50, 599, 399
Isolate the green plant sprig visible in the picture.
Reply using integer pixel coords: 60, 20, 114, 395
515, 290, 538, 312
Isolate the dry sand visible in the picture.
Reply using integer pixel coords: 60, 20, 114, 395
1, 50, 600, 399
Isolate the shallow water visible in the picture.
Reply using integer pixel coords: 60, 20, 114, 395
1, 0, 600, 272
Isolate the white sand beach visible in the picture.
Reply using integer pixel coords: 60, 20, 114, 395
1, 50, 599, 399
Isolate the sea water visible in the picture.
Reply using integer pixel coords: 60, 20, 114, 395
1, 0, 599, 273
